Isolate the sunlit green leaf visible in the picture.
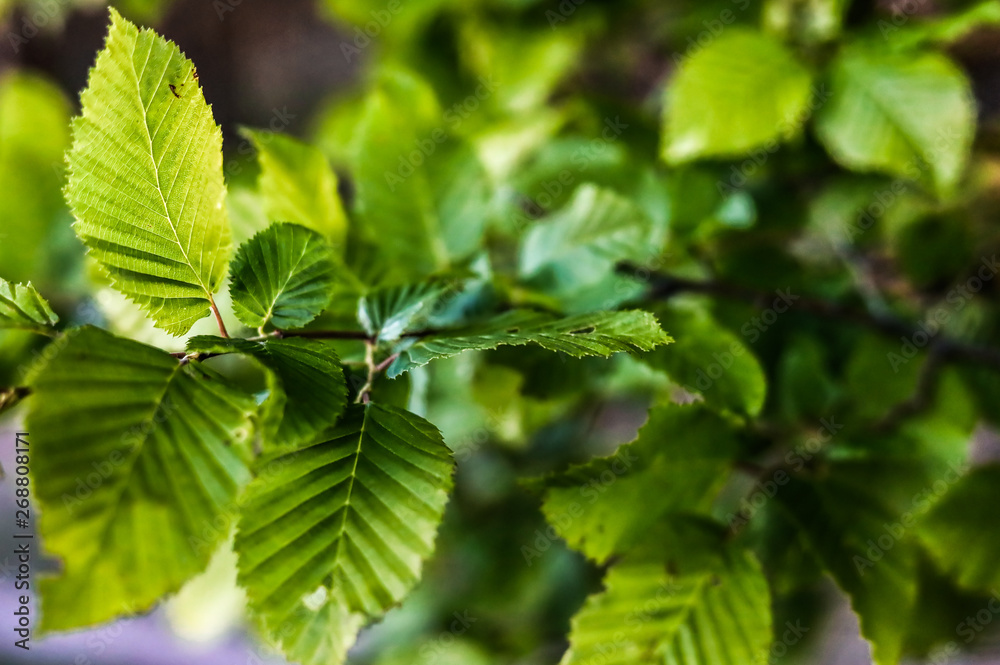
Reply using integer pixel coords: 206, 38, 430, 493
562, 523, 772, 665
0, 278, 58, 334
27, 326, 254, 631
815, 44, 974, 198
244, 130, 348, 246
187, 335, 348, 450
662, 28, 813, 163
235, 403, 454, 632
228, 223, 339, 331
65, 9, 231, 335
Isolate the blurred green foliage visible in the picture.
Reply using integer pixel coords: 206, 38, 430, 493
3, 0, 1000, 664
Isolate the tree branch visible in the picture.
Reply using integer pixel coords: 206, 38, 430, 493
279, 329, 371, 341
630, 268, 1000, 373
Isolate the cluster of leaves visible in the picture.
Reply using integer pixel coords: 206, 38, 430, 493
3, 1, 1000, 664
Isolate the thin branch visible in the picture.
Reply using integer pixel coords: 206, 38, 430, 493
630, 268, 1000, 373
355, 340, 376, 404
374, 352, 400, 374
280, 329, 371, 341
874, 346, 947, 431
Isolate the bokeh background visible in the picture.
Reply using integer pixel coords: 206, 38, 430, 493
3, 1, 1000, 664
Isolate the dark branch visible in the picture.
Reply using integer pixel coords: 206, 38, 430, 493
629, 267, 1000, 373
279, 329, 371, 340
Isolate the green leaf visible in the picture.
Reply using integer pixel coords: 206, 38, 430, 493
358, 279, 457, 342
0, 279, 58, 334
228, 223, 339, 331
235, 403, 454, 632
814, 45, 974, 198
519, 184, 656, 297
65, 9, 231, 335
538, 403, 737, 563
345, 69, 448, 281
561, 529, 772, 665
919, 465, 1000, 592
261, 590, 365, 665
662, 28, 813, 163
244, 130, 348, 246
777, 475, 919, 665
890, 0, 1000, 47
387, 310, 670, 378
187, 336, 348, 449
26, 326, 254, 631
645, 304, 767, 417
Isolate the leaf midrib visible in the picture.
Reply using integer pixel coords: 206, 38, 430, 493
331, 404, 367, 582
71, 361, 183, 577
262, 238, 315, 326
129, 36, 211, 299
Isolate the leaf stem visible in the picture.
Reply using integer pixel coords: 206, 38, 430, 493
208, 295, 229, 338
374, 352, 400, 374
355, 340, 376, 404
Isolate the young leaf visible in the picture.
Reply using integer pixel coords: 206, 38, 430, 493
561, 526, 772, 665
65, 9, 231, 335
777, 475, 918, 665
537, 403, 737, 563
815, 45, 974, 198
26, 326, 254, 631
187, 335, 348, 449
918, 465, 1000, 591
235, 403, 454, 629
0, 278, 58, 334
387, 310, 670, 377
229, 223, 339, 331
347, 69, 448, 281
244, 130, 348, 246
358, 280, 456, 343
662, 28, 813, 163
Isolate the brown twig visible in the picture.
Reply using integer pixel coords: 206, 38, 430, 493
208, 295, 229, 339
